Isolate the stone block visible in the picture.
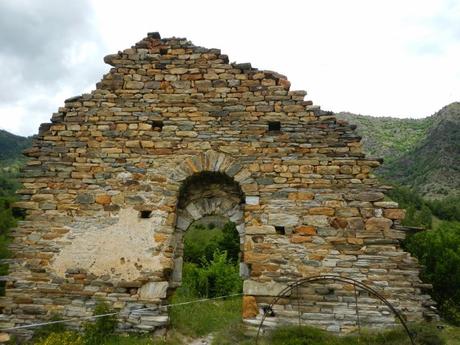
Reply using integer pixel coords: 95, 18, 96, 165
125, 81, 144, 89
243, 280, 288, 297
295, 225, 316, 235
246, 225, 276, 235
245, 196, 260, 205
365, 217, 393, 232
384, 209, 406, 220
303, 215, 330, 227
269, 213, 299, 226
356, 192, 385, 202
139, 282, 169, 300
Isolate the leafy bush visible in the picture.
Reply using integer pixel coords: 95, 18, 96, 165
0, 196, 18, 295
183, 224, 223, 266
32, 315, 67, 341
217, 222, 240, 264
34, 331, 83, 345
387, 185, 460, 228
0, 172, 21, 198
405, 221, 460, 324
180, 251, 242, 298
183, 222, 239, 266
82, 300, 118, 345
439, 300, 460, 326
428, 196, 460, 222
387, 186, 433, 229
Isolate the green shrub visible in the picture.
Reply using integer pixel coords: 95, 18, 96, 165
0, 197, 17, 295
217, 222, 240, 263
83, 301, 118, 345
32, 315, 67, 341
428, 196, 460, 222
387, 187, 433, 229
405, 221, 460, 323
183, 221, 239, 266
439, 300, 460, 326
34, 331, 83, 345
179, 251, 242, 299
183, 224, 223, 266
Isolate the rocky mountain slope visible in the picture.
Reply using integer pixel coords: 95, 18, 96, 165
337, 102, 460, 199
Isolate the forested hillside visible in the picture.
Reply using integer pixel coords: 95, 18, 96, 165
0, 129, 32, 167
337, 102, 460, 199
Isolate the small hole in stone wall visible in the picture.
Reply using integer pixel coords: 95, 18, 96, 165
275, 226, 285, 235
262, 305, 275, 317
152, 121, 164, 131
140, 210, 152, 219
268, 121, 281, 132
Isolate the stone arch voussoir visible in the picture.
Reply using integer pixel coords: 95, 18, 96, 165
170, 150, 258, 197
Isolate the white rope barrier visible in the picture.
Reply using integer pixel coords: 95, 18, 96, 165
0, 293, 243, 332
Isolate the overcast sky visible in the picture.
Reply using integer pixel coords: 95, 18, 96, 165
0, 0, 459, 136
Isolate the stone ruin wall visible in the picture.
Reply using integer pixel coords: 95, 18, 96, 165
0, 33, 435, 337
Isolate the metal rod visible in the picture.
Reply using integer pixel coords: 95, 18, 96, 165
255, 275, 416, 345
353, 284, 361, 336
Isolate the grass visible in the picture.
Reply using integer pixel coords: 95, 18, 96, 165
30, 298, 460, 345
169, 294, 242, 337
103, 333, 182, 345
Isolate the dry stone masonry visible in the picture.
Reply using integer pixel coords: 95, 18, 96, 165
0, 33, 435, 338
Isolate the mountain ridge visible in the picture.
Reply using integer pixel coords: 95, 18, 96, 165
336, 102, 460, 199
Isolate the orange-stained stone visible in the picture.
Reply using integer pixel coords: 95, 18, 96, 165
243, 252, 270, 263
309, 207, 335, 216
95, 194, 111, 205
290, 235, 312, 243
298, 192, 315, 200
288, 192, 314, 200
251, 263, 279, 273
242, 296, 258, 318
384, 208, 406, 220
295, 225, 316, 235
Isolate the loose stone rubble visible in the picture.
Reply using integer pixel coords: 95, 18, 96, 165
0, 33, 435, 338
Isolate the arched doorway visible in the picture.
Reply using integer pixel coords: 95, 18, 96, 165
171, 171, 247, 290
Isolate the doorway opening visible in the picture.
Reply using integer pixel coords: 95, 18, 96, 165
178, 217, 242, 298
169, 171, 245, 332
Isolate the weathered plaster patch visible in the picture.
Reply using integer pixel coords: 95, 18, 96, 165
51, 208, 165, 282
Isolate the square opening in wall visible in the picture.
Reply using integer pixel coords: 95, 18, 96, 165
268, 121, 281, 132
275, 226, 285, 235
152, 121, 164, 131
140, 210, 152, 219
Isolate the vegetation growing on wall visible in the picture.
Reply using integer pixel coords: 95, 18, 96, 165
387, 185, 460, 325
0, 170, 22, 295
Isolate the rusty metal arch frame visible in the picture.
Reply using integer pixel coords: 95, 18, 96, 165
255, 274, 416, 345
